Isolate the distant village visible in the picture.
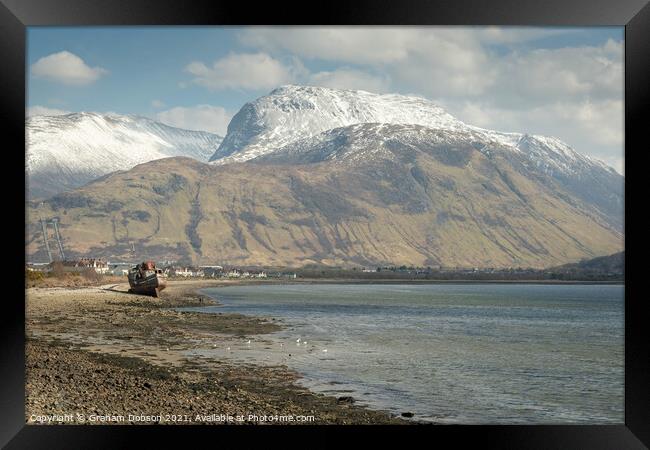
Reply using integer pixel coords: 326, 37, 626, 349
25, 258, 298, 279
25, 252, 623, 282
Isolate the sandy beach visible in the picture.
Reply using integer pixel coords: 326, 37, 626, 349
25, 279, 406, 425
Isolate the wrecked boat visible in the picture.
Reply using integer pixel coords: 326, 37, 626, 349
127, 260, 167, 297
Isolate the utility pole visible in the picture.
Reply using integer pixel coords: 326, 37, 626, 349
39, 218, 53, 263
38, 203, 53, 263
51, 218, 65, 260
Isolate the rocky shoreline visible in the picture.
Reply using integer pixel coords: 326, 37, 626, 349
26, 280, 407, 425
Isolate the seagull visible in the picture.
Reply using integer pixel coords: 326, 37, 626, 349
213, 344, 217, 348
227, 347, 231, 352
247, 340, 251, 345
280, 343, 284, 347
303, 341, 307, 345
296, 338, 301, 343
322, 349, 328, 353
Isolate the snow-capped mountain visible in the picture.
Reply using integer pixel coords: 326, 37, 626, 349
210, 84, 469, 163
27, 112, 223, 199
212, 85, 616, 176
211, 85, 622, 231
25, 86, 623, 267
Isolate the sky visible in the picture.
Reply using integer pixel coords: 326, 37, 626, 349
27, 26, 624, 173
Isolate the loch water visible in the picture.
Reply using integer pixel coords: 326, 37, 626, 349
192, 283, 623, 424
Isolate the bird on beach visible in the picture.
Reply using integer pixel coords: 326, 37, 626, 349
322, 349, 328, 353
296, 338, 301, 343
227, 347, 231, 352
247, 340, 251, 345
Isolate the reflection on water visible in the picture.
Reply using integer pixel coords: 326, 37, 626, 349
182, 283, 623, 424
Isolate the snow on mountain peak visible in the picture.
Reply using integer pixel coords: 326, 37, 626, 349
210, 85, 619, 180
27, 112, 223, 199
210, 85, 468, 163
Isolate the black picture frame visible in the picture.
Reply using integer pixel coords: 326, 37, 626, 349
2, 0, 647, 447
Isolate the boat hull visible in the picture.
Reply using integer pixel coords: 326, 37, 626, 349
127, 272, 167, 297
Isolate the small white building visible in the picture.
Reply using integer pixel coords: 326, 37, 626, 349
249, 270, 267, 278
173, 267, 193, 277
171, 267, 204, 277
26, 263, 50, 272
63, 258, 109, 274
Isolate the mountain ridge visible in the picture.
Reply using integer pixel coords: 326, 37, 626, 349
25, 86, 623, 268
26, 146, 623, 267
210, 84, 617, 174
27, 112, 223, 200
210, 85, 623, 232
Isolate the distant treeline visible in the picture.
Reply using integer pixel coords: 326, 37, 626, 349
294, 268, 623, 282
293, 252, 625, 281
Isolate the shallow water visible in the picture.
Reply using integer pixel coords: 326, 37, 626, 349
186, 283, 624, 424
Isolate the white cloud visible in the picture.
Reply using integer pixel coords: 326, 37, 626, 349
390, 32, 497, 97
554, 99, 623, 148
235, 28, 624, 171
389, 35, 623, 103
239, 27, 414, 64
31, 51, 107, 85
239, 28, 622, 103
26, 105, 71, 117
239, 28, 498, 97
237, 28, 499, 100
185, 52, 297, 91
438, 39, 624, 165
477, 27, 581, 45
495, 40, 623, 107
238, 27, 571, 65
155, 105, 232, 136
308, 68, 390, 93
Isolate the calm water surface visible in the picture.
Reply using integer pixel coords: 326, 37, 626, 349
188, 283, 623, 424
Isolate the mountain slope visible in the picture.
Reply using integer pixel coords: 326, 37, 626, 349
25, 86, 623, 267
27, 112, 223, 199
553, 251, 624, 274
211, 85, 623, 231
26, 144, 623, 268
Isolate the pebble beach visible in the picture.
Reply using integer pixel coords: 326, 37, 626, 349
25, 280, 406, 425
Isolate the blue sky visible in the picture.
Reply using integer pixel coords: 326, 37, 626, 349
27, 26, 624, 172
